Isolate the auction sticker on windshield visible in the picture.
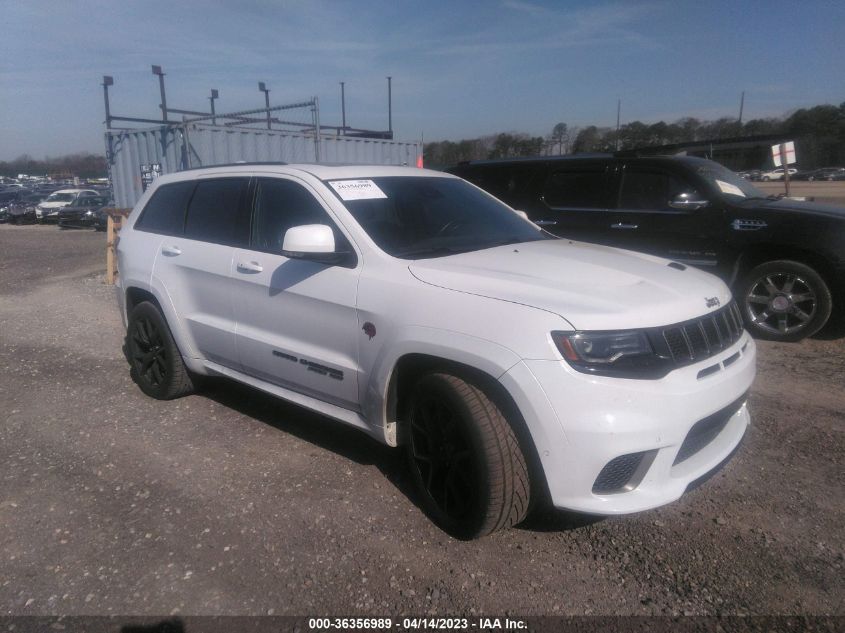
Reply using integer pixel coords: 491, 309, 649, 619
329, 179, 388, 201
715, 179, 745, 197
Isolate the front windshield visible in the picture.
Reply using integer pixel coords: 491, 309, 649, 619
687, 158, 765, 200
46, 193, 75, 202
325, 176, 550, 259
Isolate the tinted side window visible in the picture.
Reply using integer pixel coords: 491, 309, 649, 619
542, 167, 609, 209
618, 168, 698, 211
252, 178, 345, 254
184, 178, 249, 246
135, 181, 195, 235
467, 166, 534, 200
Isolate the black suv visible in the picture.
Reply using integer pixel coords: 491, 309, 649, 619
447, 155, 845, 342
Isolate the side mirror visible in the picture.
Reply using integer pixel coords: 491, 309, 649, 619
668, 192, 709, 211
281, 224, 349, 265
282, 224, 335, 255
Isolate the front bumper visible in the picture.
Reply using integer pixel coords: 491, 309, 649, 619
500, 333, 755, 514
38, 209, 63, 222
58, 213, 96, 227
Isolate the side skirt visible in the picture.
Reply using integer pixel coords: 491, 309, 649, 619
202, 360, 387, 445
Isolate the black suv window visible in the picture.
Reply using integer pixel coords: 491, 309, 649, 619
542, 166, 610, 209
184, 178, 249, 246
618, 167, 699, 211
252, 178, 349, 255
135, 181, 195, 235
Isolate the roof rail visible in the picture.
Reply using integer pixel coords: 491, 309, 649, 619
178, 161, 288, 172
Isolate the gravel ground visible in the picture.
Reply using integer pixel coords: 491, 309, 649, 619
0, 224, 843, 618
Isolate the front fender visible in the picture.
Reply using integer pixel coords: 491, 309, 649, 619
362, 326, 523, 445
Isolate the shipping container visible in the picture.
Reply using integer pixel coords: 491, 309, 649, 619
106, 123, 421, 208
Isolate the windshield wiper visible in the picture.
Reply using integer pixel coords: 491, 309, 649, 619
741, 195, 782, 202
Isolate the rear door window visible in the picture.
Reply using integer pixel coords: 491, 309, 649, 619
135, 181, 195, 236
184, 178, 250, 246
618, 167, 699, 212
542, 164, 611, 209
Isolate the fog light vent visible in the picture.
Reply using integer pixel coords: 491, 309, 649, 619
593, 451, 651, 494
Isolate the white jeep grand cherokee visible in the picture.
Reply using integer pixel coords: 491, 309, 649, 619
116, 163, 755, 539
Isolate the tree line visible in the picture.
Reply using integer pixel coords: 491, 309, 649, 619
0, 153, 107, 179
424, 102, 845, 170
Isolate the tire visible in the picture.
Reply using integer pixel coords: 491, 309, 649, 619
737, 260, 832, 342
761, 176, 770, 181
126, 301, 194, 399
406, 371, 530, 539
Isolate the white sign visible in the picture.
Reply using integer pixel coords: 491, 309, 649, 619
715, 179, 745, 197
328, 179, 388, 201
771, 141, 796, 167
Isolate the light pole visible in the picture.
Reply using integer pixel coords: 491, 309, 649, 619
152, 65, 167, 122
102, 75, 114, 129
209, 89, 219, 125
258, 82, 271, 130
340, 81, 346, 134
387, 76, 392, 138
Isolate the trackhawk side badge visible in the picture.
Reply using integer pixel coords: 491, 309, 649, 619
363, 322, 376, 339
705, 297, 720, 308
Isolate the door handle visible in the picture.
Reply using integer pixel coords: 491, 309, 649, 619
534, 219, 558, 226
161, 245, 182, 256
237, 261, 264, 273
610, 222, 638, 230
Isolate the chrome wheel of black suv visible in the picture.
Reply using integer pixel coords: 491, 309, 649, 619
126, 301, 195, 399
739, 260, 832, 342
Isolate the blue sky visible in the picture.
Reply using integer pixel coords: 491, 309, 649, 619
1, 0, 843, 160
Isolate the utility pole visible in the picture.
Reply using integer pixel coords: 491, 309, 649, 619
340, 81, 346, 134
209, 89, 219, 125
738, 91, 745, 125
152, 65, 167, 122
102, 75, 113, 129
781, 142, 791, 197
387, 76, 393, 138
615, 98, 621, 150
258, 82, 271, 130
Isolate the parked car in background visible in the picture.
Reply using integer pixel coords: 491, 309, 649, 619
447, 155, 845, 342
793, 168, 839, 181
0, 193, 47, 224
759, 168, 798, 181
737, 170, 762, 181
36, 189, 100, 223
92, 206, 111, 231
0, 187, 29, 206
57, 195, 112, 229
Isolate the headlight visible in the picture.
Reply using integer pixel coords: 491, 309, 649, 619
551, 330, 672, 379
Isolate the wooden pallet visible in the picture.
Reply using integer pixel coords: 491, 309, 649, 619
104, 208, 132, 285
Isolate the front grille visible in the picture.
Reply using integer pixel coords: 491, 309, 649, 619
673, 393, 747, 465
593, 451, 649, 494
653, 301, 744, 367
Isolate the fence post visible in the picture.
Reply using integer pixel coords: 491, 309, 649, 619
106, 214, 116, 285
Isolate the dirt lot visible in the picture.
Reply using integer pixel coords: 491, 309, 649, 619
755, 179, 845, 205
0, 224, 843, 618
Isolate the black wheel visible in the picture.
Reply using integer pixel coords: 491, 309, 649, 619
406, 372, 530, 539
761, 176, 770, 182
738, 260, 832, 342
126, 301, 194, 399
